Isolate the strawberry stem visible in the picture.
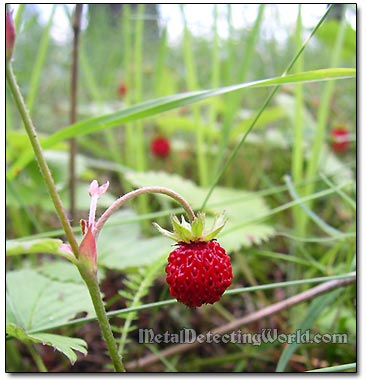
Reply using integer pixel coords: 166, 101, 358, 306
94, 186, 196, 238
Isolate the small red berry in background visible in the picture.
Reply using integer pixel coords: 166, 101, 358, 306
331, 127, 349, 153
117, 83, 127, 97
150, 136, 170, 158
6, 9, 16, 61
154, 213, 232, 308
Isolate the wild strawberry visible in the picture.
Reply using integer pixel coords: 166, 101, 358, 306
6, 9, 16, 61
331, 127, 349, 153
150, 136, 170, 158
154, 213, 232, 307
118, 83, 127, 97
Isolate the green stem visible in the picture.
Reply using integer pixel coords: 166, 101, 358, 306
77, 266, 125, 372
7, 45, 124, 374
25, 341, 48, 372
6, 62, 79, 257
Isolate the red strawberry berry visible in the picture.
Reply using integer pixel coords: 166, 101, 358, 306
151, 136, 170, 158
118, 83, 127, 97
331, 127, 349, 153
154, 212, 232, 307
166, 241, 232, 307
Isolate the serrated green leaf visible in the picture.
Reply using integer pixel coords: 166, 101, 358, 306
6, 323, 87, 365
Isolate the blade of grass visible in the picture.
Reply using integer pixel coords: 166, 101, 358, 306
250, 249, 325, 269
181, 4, 208, 187
319, 173, 356, 210
206, 5, 220, 152
153, 26, 168, 96
292, 5, 305, 238
301, 14, 348, 235
132, 5, 150, 220
145, 345, 178, 372
284, 175, 342, 238
201, 4, 335, 210
306, 362, 356, 372
26, 272, 355, 334
275, 289, 343, 371
7, 68, 355, 180
221, 179, 353, 236
124, 273, 355, 370
214, 5, 265, 176
122, 4, 135, 168
24, 5, 56, 116
132, 4, 146, 173
14, 4, 25, 30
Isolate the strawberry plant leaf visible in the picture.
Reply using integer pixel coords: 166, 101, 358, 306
6, 268, 96, 332
6, 238, 77, 263
6, 323, 87, 365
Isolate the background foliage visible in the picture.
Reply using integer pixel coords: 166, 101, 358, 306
6, 4, 356, 373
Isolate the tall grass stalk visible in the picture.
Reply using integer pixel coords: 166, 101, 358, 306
180, 5, 208, 187
300, 14, 347, 235
132, 4, 146, 172
200, 5, 334, 210
132, 5, 150, 220
292, 5, 305, 234
122, 5, 135, 168
213, 5, 265, 179
24, 5, 56, 117
153, 26, 168, 96
206, 5, 220, 152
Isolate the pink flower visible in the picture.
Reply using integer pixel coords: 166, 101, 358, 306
78, 180, 109, 269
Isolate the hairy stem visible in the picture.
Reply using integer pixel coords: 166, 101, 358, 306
6, 62, 79, 257
78, 267, 125, 372
95, 186, 196, 238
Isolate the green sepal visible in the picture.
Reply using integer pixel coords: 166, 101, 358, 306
152, 222, 178, 241
191, 212, 204, 239
154, 212, 226, 243
203, 212, 227, 241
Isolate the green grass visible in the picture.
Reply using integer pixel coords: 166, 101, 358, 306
6, 4, 356, 373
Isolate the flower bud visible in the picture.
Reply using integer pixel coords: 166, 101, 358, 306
79, 227, 97, 274
6, 10, 16, 61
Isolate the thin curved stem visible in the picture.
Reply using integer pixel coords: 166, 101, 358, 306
95, 186, 196, 238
